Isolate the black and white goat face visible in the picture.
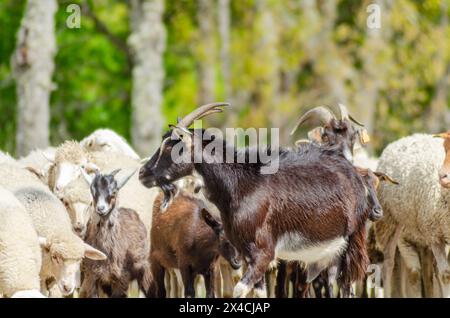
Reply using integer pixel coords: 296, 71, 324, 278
82, 169, 135, 217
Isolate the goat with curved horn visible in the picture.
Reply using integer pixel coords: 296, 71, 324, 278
290, 106, 336, 136
176, 102, 230, 129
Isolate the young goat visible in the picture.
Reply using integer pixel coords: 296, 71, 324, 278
80, 169, 152, 298
140, 103, 373, 298
149, 191, 241, 298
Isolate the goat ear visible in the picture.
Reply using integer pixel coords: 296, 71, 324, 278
307, 127, 324, 143
374, 172, 399, 185
80, 167, 94, 185
83, 243, 107, 261
172, 127, 193, 149
110, 169, 121, 177
201, 209, 222, 234
358, 128, 371, 145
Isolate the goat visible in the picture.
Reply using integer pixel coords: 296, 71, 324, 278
139, 103, 373, 298
149, 191, 241, 298
79, 169, 152, 298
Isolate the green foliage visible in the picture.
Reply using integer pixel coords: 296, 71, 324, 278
0, 0, 449, 156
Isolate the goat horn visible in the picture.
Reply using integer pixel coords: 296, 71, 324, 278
177, 102, 230, 128
338, 103, 364, 126
80, 167, 94, 185
117, 169, 137, 190
290, 106, 335, 136
110, 169, 121, 177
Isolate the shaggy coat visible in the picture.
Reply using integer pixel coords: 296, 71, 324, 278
49, 141, 158, 235
0, 187, 43, 297
376, 134, 450, 297
140, 130, 370, 297
81, 207, 152, 298
0, 155, 105, 297
149, 191, 241, 298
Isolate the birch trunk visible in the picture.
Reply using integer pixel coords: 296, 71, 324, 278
197, 0, 216, 105
11, 0, 57, 156
128, 0, 166, 156
218, 0, 231, 100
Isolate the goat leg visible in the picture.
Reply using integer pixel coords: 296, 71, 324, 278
233, 235, 274, 298
204, 265, 215, 298
181, 266, 196, 298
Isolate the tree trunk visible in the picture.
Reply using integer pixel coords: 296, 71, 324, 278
197, 0, 216, 105
128, 0, 166, 157
11, 0, 57, 156
218, 0, 231, 100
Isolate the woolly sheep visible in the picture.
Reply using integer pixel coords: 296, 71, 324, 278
17, 147, 56, 184
80, 129, 140, 160
48, 141, 158, 235
0, 156, 106, 297
376, 134, 450, 297
0, 186, 45, 298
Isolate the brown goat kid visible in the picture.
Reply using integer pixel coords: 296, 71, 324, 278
80, 169, 152, 298
149, 191, 241, 298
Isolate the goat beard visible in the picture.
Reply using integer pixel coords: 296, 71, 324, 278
159, 181, 177, 210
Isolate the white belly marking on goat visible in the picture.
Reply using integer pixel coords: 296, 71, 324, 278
275, 233, 347, 265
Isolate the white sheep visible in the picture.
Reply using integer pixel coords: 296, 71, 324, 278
0, 155, 106, 297
48, 141, 158, 235
0, 186, 45, 298
376, 133, 450, 297
80, 128, 140, 160
17, 147, 56, 184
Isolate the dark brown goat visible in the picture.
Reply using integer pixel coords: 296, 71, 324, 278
139, 103, 373, 298
80, 169, 152, 298
149, 191, 241, 298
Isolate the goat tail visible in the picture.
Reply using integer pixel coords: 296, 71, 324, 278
338, 226, 369, 289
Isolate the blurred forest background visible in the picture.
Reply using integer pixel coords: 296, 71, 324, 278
0, 0, 449, 157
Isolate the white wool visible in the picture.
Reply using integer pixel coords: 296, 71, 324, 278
80, 129, 140, 160
0, 187, 42, 297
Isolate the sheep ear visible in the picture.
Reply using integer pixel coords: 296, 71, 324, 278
374, 171, 399, 185
82, 162, 100, 173
38, 237, 49, 249
201, 209, 222, 234
117, 169, 136, 190
25, 166, 44, 179
40, 151, 55, 163
83, 243, 107, 261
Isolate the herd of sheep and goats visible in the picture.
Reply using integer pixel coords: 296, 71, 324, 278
1, 102, 450, 298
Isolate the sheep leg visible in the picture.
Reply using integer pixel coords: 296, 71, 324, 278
220, 261, 234, 298
326, 265, 338, 298
233, 238, 274, 298
382, 225, 403, 298
431, 241, 450, 296
149, 259, 166, 298
397, 237, 421, 284
181, 266, 196, 298
214, 261, 223, 298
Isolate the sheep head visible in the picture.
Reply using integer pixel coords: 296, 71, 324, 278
434, 131, 450, 188
39, 235, 106, 296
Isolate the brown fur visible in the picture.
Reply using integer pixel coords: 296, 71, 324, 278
80, 207, 152, 298
149, 192, 240, 298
